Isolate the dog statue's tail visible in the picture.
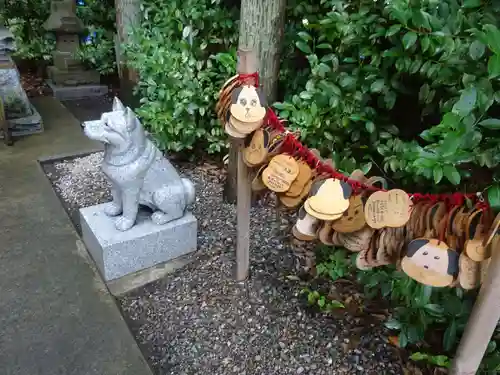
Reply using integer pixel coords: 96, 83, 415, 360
182, 178, 196, 207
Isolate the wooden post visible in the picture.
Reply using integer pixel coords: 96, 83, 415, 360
232, 49, 257, 282
450, 242, 500, 374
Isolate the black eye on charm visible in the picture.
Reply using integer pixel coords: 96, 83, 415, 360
240, 98, 247, 106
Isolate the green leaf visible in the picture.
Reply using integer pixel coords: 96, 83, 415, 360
366, 121, 375, 133
296, 41, 312, 54
370, 79, 385, 93
443, 165, 461, 185
317, 296, 326, 308
487, 340, 497, 354
463, 0, 481, 8
443, 319, 457, 352
182, 25, 192, 39
361, 162, 373, 174
421, 36, 431, 53
419, 84, 430, 103
316, 43, 332, 50
469, 40, 485, 60
420, 129, 433, 141
488, 55, 500, 78
452, 87, 477, 117
487, 185, 500, 212
398, 330, 408, 348
433, 166, 443, 184
433, 355, 451, 368
386, 24, 401, 37
410, 352, 428, 361
484, 24, 500, 54
402, 32, 417, 50
479, 118, 500, 129
424, 303, 444, 315
298, 31, 312, 42
328, 300, 345, 309
442, 112, 461, 128
384, 91, 397, 109
441, 135, 462, 155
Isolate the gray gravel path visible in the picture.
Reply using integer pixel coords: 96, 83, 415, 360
45, 153, 404, 375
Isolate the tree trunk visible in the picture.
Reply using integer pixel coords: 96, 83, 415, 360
223, 0, 286, 204
238, 0, 286, 104
114, 0, 141, 108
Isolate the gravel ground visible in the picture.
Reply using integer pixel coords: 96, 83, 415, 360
44, 152, 407, 375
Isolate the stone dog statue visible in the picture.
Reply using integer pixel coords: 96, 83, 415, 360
83, 97, 195, 231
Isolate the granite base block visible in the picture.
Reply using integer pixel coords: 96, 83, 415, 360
46, 80, 108, 100
80, 202, 198, 281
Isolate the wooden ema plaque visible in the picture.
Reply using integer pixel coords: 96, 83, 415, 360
280, 179, 312, 208
306, 178, 352, 217
286, 161, 312, 197
332, 195, 366, 233
337, 226, 374, 253
318, 221, 334, 245
459, 252, 481, 290
230, 115, 263, 135
251, 165, 267, 192
365, 189, 411, 229
293, 206, 319, 241
483, 212, 500, 248
331, 170, 370, 233
401, 238, 459, 287
464, 210, 489, 262
262, 154, 299, 193
230, 85, 266, 123
243, 128, 269, 167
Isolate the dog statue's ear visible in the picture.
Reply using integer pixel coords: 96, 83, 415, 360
125, 107, 140, 131
113, 97, 126, 112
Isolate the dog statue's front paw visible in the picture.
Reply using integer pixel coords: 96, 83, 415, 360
152, 211, 172, 225
115, 216, 135, 231
104, 202, 122, 216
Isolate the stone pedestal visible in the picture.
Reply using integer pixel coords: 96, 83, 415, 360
80, 202, 198, 281
46, 80, 108, 100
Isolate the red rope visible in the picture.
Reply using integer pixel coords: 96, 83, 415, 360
235, 74, 486, 208
238, 72, 260, 87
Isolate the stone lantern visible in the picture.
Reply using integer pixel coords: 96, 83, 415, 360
0, 22, 43, 143
43, 0, 102, 91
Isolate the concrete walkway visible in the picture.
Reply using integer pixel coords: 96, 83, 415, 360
0, 97, 152, 375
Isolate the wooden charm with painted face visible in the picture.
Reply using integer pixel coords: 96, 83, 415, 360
464, 209, 490, 262
332, 194, 366, 233
230, 85, 267, 124
292, 205, 319, 241
243, 128, 271, 167
306, 178, 352, 219
401, 238, 459, 287
331, 171, 370, 233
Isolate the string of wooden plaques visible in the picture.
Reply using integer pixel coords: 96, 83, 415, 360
217, 72, 500, 290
